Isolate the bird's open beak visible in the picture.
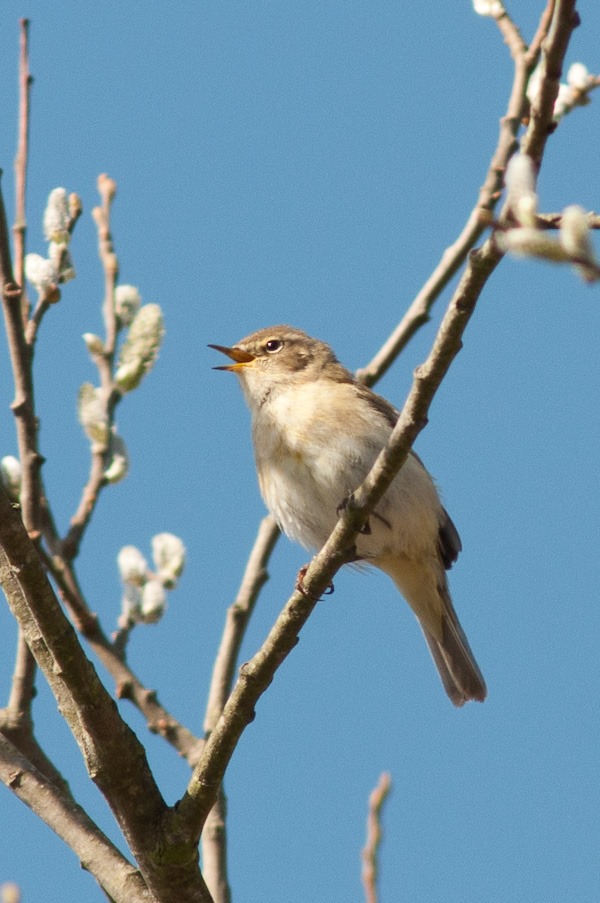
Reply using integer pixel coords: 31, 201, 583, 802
208, 343, 255, 371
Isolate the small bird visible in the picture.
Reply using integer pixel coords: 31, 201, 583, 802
210, 326, 486, 706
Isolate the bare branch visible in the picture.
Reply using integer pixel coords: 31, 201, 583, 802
12, 18, 32, 323
0, 633, 67, 790
0, 179, 42, 536
5, 632, 35, 726
522, 0, 580, 163
361, 772, 392, 903
0, 158, 44, 758
493, 5, 528, 61
0, 733, 155, 903
62, 175, 121, 560
200, 515, 279, 901
203, 515, 280, 735
526, 0, 557, 66
201, 788, 231, 903
355, 0, 533, 387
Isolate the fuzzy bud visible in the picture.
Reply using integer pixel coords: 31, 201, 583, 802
0, 456, 22, 501
505, 154, 538, 226
114, 359, 146, 393
43, 188, 70, 244
115, 303, 165, 392
77, 383, 109, 448
560, 206, 593, 258
567, 62, 591, 91
552, 83, 573, 122
560, 206, 599, 282
117, 545, 148, 585
24, 253, 59, 296
140, 579, 167, 623
104, 433, 129, 484
114, 284, 142, 327
152, 533, 186, 588
82, 333, 104, 356
473, 0, 504, 15
496, 227, 571, 262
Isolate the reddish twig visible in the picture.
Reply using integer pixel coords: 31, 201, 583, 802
361, 773, 392, 903
62, 175, 120, 560
200, 514, 279, 902
24, 193, 83, 345
12, 18, 32, 324
523, 0, 580, 164
526, 0, 557, 66
203, 515, 280, 735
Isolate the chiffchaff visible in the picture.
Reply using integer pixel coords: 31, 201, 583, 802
210, 326, 486, 706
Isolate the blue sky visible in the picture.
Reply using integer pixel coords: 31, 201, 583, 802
1, 2, 599, 902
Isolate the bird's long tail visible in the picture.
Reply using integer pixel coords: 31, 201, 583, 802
420, 584, 487, 706
379, 555, 487, 706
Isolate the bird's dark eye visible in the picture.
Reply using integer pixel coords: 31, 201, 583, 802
265, 339, 283, 354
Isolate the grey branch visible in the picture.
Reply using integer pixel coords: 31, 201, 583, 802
0, 733, 154, 903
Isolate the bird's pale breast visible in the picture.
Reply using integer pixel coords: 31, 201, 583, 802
251, 380, 442, 558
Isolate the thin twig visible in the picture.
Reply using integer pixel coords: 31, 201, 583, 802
361, 773, 392, 903
0, 163, 42, 757
0, 633, 68, 790
24, 193, 83, 345
201, 788, 231, 903
523, 0, 579, 163
13, 18, 32, 324
527, 0, 557, 66
355, 3, 532, 387
5, 632, 36, 720
203, 515, 280, 735
0, 179, 42, 536
62, 175, 120, 560
200, 514, 279, 902
494, 5, 528, 61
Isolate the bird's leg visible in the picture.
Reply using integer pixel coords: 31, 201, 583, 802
295, 564, 334, 599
